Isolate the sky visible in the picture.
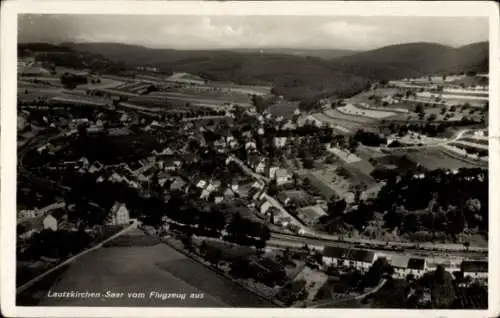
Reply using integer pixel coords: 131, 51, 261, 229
18, 15, 489, 51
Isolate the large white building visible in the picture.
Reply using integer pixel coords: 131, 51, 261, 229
322, 247, 377, 271
109, 202, 130, 225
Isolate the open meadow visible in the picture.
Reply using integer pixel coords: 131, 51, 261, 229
30, 230, 276, 307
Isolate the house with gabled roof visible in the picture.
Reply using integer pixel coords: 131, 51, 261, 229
461, 260, 488, 280
109, 202, 130, 225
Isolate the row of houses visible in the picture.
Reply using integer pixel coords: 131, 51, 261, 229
246, 156, 293, 186
20, 201, 133, 241
322, 246, 488, 281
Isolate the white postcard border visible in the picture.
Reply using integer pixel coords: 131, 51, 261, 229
2, 1, 499, 318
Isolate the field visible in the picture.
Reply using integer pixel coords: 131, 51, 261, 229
304, 167, 373, 202
311, 113, 355, 134
406, 148, 480, 171
31, 231, 275, 307
267, 101, 300, 120
208, 82, 272, 96
149, 91, 252, 108
126, 92, 240, 111
337, 104, 397, 119
191, 238, 256, 262
346, 88, 402, 104
450, 140, 488, 151
323, 109, 378, 124
314, 109, 380, 133
459, 137, 488, 146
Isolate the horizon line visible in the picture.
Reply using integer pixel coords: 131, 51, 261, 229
18, 39, 489, 52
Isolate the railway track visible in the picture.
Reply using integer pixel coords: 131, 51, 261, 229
270, 232, 488, 257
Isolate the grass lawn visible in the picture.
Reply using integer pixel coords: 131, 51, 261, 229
406, 148, 479, 171
267, 101, 300, 119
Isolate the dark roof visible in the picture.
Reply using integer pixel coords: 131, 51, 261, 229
407, 258, 426, 270
461, 261, 488, 273
347, 249, 375, 263
323, 246, 350, 259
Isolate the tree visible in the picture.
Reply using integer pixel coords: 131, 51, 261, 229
414, 104, 424, 114
180, 232, 193, 252
402, 213, 420, 234
251, 94, 269, 113
328, 198, 347, 216
204, 246, 223, 269
268, 179, 279, 196
361, 257, 394, 288
430, 265, 456, 308
463, 241, 470, 252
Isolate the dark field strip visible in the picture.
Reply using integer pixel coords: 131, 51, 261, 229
156, 257, 278, 307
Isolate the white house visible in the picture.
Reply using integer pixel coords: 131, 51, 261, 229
245, 141, 257, 151
109, 202, 130, 225
275, 168, 292, 186
196, 180, 208, 189
231, 184, 240, 193
259, 200, 273, 215
43, 214, 58, 231
474, 130, 485, 137
274, 137, 287, 148
256, 160, 267, 174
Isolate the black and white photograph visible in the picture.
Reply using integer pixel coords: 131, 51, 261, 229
1, 1, 499, 317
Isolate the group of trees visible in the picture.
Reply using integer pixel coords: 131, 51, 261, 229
317, 167, 487, 239
276, 279, 309, 306
21, 229, 92, 260
251, 94, 274, 113
384, 122, 447, 138
352, 129, 387, 147
298, 99, 321, 112
229, 256, 287, 288
60, 72, 88, 90
377, 168, 488, 237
